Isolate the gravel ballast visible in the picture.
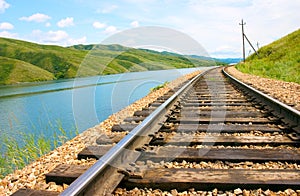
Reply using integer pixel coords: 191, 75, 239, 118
1, 66, 299, 195
0, 70, 201, 195
226, 66, 300, 111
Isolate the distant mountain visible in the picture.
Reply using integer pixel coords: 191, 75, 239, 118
187, 54, 242, 64
214, 58, 242, 64
140, 50, 232, 65
0, 37, 215, 85
68, 44, 128, 51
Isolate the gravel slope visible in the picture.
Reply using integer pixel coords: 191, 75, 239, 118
226, 66, 300, 111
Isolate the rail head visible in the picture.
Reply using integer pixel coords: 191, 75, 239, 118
60, 68, 213, 196
222, 66, 300, 128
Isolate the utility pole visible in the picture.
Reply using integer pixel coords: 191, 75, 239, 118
244, 33, 259, 57
239, 19, 246, 62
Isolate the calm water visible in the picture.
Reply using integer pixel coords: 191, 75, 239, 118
0, 67, 212, 142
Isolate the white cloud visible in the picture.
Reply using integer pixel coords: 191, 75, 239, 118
57, 17, 74, 28
30, 30, 86, 46
19, 13, 51, 23
0, 31, 17, 38
2, 0, 299, 58
46, 30, 69, 42
104, 26, 117, 34
67, 36, 87, 45
189, 0, 252, 8
114, 0, 299, 58
45, 22, 51, 27
93, 21, 106, 29
31, 29, 68, 43
0, 0, 9, 13
210, 45, 241, 58
132, 0, 299, 58
0, 22, 14, 30
100, 4, 118, 13
130, 21, 139, 28
44, 30, 68, 43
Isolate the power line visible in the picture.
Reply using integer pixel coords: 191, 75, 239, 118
239, 19, 259, 62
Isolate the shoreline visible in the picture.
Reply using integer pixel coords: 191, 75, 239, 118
0, 70, 201, 195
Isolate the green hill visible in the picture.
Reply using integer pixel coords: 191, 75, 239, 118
0, 56, 55, 84
236, 29, 300, 84
0, 37, 217, 85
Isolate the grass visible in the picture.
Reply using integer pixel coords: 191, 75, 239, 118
0, 56, 55, 85
236, 28, 300, 84
150, 81, 169, 92
0, 123, 78, 179
0, 37, 216, 84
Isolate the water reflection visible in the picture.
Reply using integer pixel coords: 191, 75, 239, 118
0, 68, 211, 142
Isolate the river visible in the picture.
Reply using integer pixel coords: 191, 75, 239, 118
0, 67, 212, 144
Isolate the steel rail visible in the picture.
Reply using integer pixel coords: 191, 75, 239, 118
60, 68, 213, 196
62, 66, 300, 196
222, 67, 300, 128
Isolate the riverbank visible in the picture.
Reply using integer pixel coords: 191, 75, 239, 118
0, 70, 201, 195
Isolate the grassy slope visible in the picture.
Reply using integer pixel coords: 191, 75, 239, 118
0, 57, 55, 85
236, 29, 300, 84
0, 38, 88, 80
0, 38, 216, 85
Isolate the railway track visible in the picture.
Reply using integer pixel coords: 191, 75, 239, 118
13, 67, 300, 196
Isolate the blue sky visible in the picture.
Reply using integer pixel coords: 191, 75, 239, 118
0, 0, 299, 58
